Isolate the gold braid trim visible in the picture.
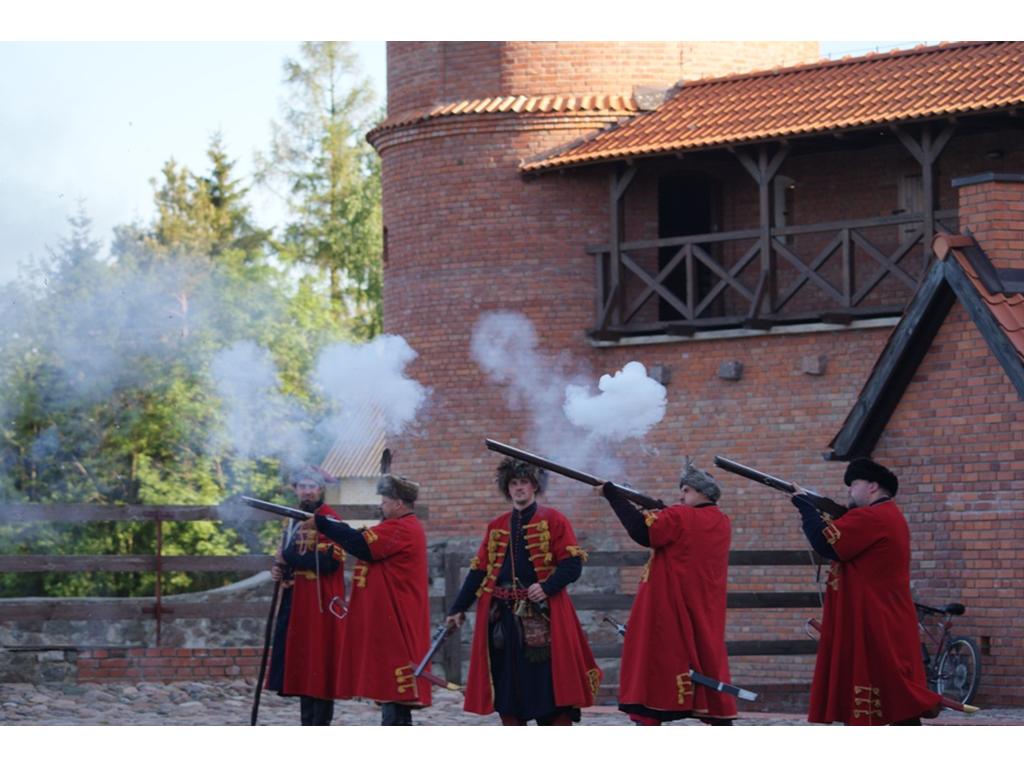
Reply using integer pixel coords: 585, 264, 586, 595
566, 545, 589, 563
822, 513, 841, 545
468, 555, 480, 571
675, 672, 694, 704
394, 664, 416, 695
587, 668, 602, 697
353, 562, 369, 588
852, 684, 882, 721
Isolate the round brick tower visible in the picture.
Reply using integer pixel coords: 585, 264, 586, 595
371, 42, 819, 538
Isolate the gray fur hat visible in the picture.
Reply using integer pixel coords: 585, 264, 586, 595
377, 473, 420, 505
495, 458, 548, 500
678, 457, 721, 503
289, 465, 336, 487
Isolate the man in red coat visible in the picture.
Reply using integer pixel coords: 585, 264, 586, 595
446, 459, 601, 725
266, 466, 347, 725
599, 458, 736, 725
792, 458, 942, 725
315, 473, 432, 725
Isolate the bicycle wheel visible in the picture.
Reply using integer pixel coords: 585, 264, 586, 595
935, 637, 981, 705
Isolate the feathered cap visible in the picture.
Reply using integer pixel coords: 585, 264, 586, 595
843, 458, 898, 497
678, 456, 721, 503
376, 473, 420, 505
495, 458, 548, 500
289, 465, 336, 488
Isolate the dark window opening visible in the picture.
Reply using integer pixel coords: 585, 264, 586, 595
657, 174, 717, 321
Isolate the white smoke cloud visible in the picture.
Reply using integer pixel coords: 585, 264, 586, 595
563, 361, 666, 440
209, 340, 309, 466
313, 334, 429, 450
470, 311, 666, 483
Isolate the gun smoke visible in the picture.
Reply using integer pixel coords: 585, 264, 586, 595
470, 311, 666, 486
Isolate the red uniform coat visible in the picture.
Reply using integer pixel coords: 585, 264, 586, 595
463, 506, 602, 715
619, 503, 736, 719
809, 499, 941, 725
338, 513, 432, 706
275, 504, 347, 700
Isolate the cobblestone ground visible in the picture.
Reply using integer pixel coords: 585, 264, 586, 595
0, 681, 1018, 725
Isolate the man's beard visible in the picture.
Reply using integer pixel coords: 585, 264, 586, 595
299, 497, 323, 513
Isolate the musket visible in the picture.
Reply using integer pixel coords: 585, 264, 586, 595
242, 496, 313, 521
603, 617, 759, 702
485, 439, 665, 510
412, 623, 462, 693
712, 456, 848, 518
803, 619, 978, 715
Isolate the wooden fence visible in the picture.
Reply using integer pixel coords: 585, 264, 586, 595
1, 504, 822, 683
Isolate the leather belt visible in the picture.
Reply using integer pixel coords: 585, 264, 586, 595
492, 586, 530, 601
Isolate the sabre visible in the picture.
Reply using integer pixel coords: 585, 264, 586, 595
412, 623, 462, 692
603, 617, 759, 702
242, 496, 313, 521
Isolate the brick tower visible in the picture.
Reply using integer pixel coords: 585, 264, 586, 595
370, 42, 820, 538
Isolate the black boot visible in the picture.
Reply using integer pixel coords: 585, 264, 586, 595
300, 696, 334, 726
381, 702, 413, 726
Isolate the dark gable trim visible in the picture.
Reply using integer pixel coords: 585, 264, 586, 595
827, 247, 1024, 461
826, 260, 954, 461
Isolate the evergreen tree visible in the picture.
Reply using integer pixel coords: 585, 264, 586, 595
255, 42, 383, 339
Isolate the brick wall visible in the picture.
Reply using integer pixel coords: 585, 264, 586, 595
386, 41, 819, 115
76, 647, 263, 683
376, 42, 1024, 705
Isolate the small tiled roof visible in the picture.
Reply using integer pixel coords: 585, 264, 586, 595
320, 402, 386, 479
367, 93, 638, 143
523, 41, 1024, 172
940, 238, 1024, 363
828, 233, 1024, 460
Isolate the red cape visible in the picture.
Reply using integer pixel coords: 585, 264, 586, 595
276, 504, 347, 699
463, 506, 602, 715
809, 499, 942, 724
619, 503, 736, 718
338, 513, 432, 706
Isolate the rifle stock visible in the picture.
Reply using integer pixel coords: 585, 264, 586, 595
484, 439, 664, 510
712, 456, 848, 518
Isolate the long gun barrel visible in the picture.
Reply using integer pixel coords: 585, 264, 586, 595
485, 439, 664, 510
712, 456, 848, 518
241, 496, 313, 522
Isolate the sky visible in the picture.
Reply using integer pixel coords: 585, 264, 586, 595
0, 0, 982, 286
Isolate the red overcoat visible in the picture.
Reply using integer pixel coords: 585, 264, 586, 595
809, 499, 942, 725
463, 506, 602, 715
619, 503, 736, 719
275, 504, 347, 700
338, 513, 432, 706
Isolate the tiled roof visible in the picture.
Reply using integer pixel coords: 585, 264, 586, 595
523, 41, 1024, 172
939, 236, 1024, 364
320, 402, 386, 479
368, 93, 637, 141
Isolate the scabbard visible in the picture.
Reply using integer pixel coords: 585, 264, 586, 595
604, 617, 758, 701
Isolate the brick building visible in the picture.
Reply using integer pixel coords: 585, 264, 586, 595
370, 41, 1024, 706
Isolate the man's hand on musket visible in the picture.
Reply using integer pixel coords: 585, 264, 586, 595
270, 552, 286, 582
790, 482, 808, 498
446, 612, 465, 629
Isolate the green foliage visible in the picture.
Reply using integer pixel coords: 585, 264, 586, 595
0, 105, 370, 596
255, 42, 383, 339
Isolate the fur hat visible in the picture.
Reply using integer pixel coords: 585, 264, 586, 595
495, 458, 548, 500
289, 465, 336, 487
678, 457, 721, 503
844, 458, 898, 496
376, 473, 420, 505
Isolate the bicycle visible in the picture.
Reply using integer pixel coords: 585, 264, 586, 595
915, 601, 981, 705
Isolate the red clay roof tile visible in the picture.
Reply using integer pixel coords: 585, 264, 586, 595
523, 41, 1024, 172
949, 248, 1024, 363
